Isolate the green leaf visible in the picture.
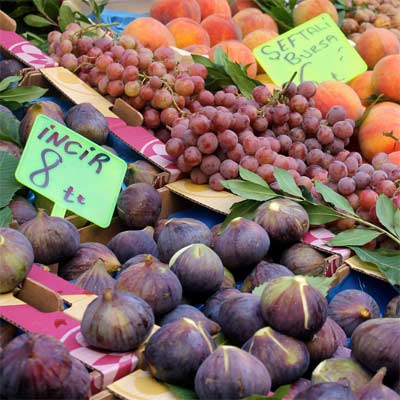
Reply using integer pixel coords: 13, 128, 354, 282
302, 203, 341, 225
0, 112, 21, 145
0, 151, 22, 208
243, 384, 291, 400
58, 4, 76, 31
0, 100, 23, 111
395, 209, 400, 238
212, 46, 226, 66
350, 246, 400, 288
273, 167, 303, 198
0, 76, 21, 92
252, 282, 268, 297
239, 166, 269, 188
0, 86, 48, 103
9, 5, 36, 18
305, 276, 335, 297
214, 331, 229, 346
220, 199, 261, 231
376, 194, 397, 237
42, 0, 60, 21
327, 228, 382, 247
222, 180, 278, 201
314, 181, 355, 215
191, 54, 215, 68
0, 207, 13, 227
165, 384, 198, 400
299, 186, 316, 204
23, 14, 53, 27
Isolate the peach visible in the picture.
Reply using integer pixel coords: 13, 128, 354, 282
349, 71, 374, 106
184, 44, 211, 55
388, 151, 400, 167
372, 54, 400, 101
123, 18, 176, 51
196, 0, 231, 19
201, 14, 242, 46
355, 28, 400, 69
231, 0, 260, 15
233, 9, 278, 36
312, 80, 364, 121
242, 29, 278, 50
358, 102, 400, 161
150, 0, 201, 24
293, 0, 338, 26
210, 40, 257, 78
167, 18, 210, 48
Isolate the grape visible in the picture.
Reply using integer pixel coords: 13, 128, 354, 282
140, 85, 154, 101
190, 168, 208, 184
349, 152, 362, 165
259, 129, 275, 138
283, 81, 297, 98
166, 138, 185, 158
59, 39, 73, 54
122, 80, 139, 97
187, 63, 207, 79
121, 49, 139, 67
184, 146, 202, 167
213, 112, 232, 133
240, 155, 259, 172
375, 180, 396, 197
149, 76, 163, 89
227, 144, 245, 162
171, 124, 186, 139
200, 155, 221, 176
273, 122, 290, 136
320, 153, 335, 170
151, 88, 173, 109
296, 159, 307, 175
200, 106, 217, 121
173, 94, 185, 109
303, 107, 322, 120
224, 85, 239, 95
297, 81, 316, 98
230, 113, 250, 132
353, 171, 371, 189
267, 137, 281, 153
223, 93, 236, 108
326, 105, 347, 125
326, 181, 338, 192
296, 175, 313, 190
239, 104, 258, 122
273, 154, 290, 170
95, 37, 113, 52
359, 189, 378, 209
257, 164, 275, 183
306, 148, 325, 165
357, 163, 375, 176
87, 46, 102, 59
392, 194, 400, 209
48, 31, 62, 43
143, 108, 160, 129
304, 138, 322, 151
95, 54, 113, 72
138, 50, 153, 70
183, 130, 197, 147
252, 86, 271, 105
107, 80, 124, 97
76, 36, 94, 55
316, 125, 334, 145
197, 132, 218, 154
257, 137, 271, 149
381, 162, 398, 177
391, 168, 400, 181
174, 78, 195, 96
302, 116, 320, 135
106, 62, 124, 80
192, 76, 205, 93
288, 112, 303, 128
356, 206, 371, 220
326, 138, 345, 155
218, 130, 238, 151
128, 95, 146, 110
272, 104, 290, 125
177, 155, 193, 173
277, 135, 292, 154
214, 91, 225, 106
347, 193, 360, 210
120, 34, 138, 50
60, 53, 78, 71
253, 117, 268, 132
332, 120, 354, 139
328, 160, 348, 182
189, 100, 202, 113
160, 108, 179, 126
111, 45, 125, 61
97, 75, 109, 94
335, 217, 356, 230
255, 147, 276, 164
289, 95, 308, 113
243, 135, 259, 155
220, 159, 239, 179
371, 170, 388, 186
289, 127, 306, 142
198, 90, 214, 106
344, 156, 358, 176
338, 177, 356, 195
209, 173, 225, 191
155, 128, 170, 143
288, 142, 307, 160
148, 61, 167, 77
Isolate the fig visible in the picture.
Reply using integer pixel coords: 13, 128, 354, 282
294, 382, 356, 400
254, 198, 310, 245
351, 318, 400, 381
0, 140, 21, 158
0, 104, 14, 116
59, 242, 120, 280
203, 288, 242, 323
153, 218, 167, 242
117, 183, 162, 230
115, 255, 182, 316
144, 318, 216, 386
9, 196, 37, 225
328, 289, 380, 336
0, 59, 23, 80
81, 288, 154, 351
19, 209, 79, 265
194, 346, 271, 399
101, 144, 117, 155
260, 276, 328, 340
312, 358, 372, 392
357, 368, 400, 400
385, 295, 400, 318
0, 333, 89, 399
19, 101, 65, 145
107, 227, 158, 263
210, 222, 222, 247
218, 293, 266, 345
214, 217, 270, 273
221, 267, 236, 289
125, 160, 160, 186
121, 253, 159, 270
241, 261, 294, 293
243, 326, 310, 388
286, 379, 312, 400
305, 317, 347, 363
65, 103, 108, 144
75, 260, 115, 295
332, 346, 352, 359
170, 243, 224, 298
157, 218, 212, 263
0, 227, 34, 293
280, 243, 326, 276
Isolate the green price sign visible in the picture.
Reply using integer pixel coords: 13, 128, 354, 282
253, 13, 367, 85
15, 115, 127, 228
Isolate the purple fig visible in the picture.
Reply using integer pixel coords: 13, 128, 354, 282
254, 198, 309, 245
101, 144, 117, 155
210, 222, 222, 248
159, 304, 220, 335
194, 346, 271, 399
0, 227, 34, 293
157, 218, 212, 263
241, 261, 294, 293
280, 243, 326, 276
170, 243, 224, 298
75, 260, 115, 295
144, 318, 216, 386
260, 276, 328, 340
312, 358, 372, 392
385, 295, 400, 318
0, 59, 23, 80
214, 217, 270, 273
117, 183, 161, 229
153, 218, 167, 242
356, 368, 400, 400
121, 253, 159, 270
59, 242, 120, 280
0, 140, 21, 158
286, 379, 312, 400
115, 255, 182, 316
0, 333, 89, 399
203, 288, 242, 323
294, 382, 356, 400
218, 293, 266, 345
332, 346, 352, 359
328, 290, 380, 336
0, 104, 14, 116
124, 160, 160, 186
9, 196, 37, 225
107, 227, 158, 263
221, 267, 236, 289
351, 318, 400, 381
81, 288, 154, 352
243, 326, 310, 388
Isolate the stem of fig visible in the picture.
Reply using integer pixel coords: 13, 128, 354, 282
360, 308, 371, 319
103, 288, 113, 302
0, 235, 4, 246
36, 208, 47, 218
144, 255, 153, 266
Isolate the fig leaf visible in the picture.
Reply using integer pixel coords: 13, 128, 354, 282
376, 194, 397, 238
273, 167, 303, 198
239, 166, 269, 188
165, 384, 198, 400
301, 203, 341, 225
314, 181, 355, 216
327, 228, 381, 246
220, 199, 260, 232
222, 180, 278, 201
0, 207, 12, 227
0, 151, 22, 208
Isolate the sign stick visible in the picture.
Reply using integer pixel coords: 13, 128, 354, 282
51, 203, 67, 218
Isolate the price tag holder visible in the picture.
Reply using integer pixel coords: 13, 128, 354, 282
253, 14, 367, 85
15, 115, 127, 228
